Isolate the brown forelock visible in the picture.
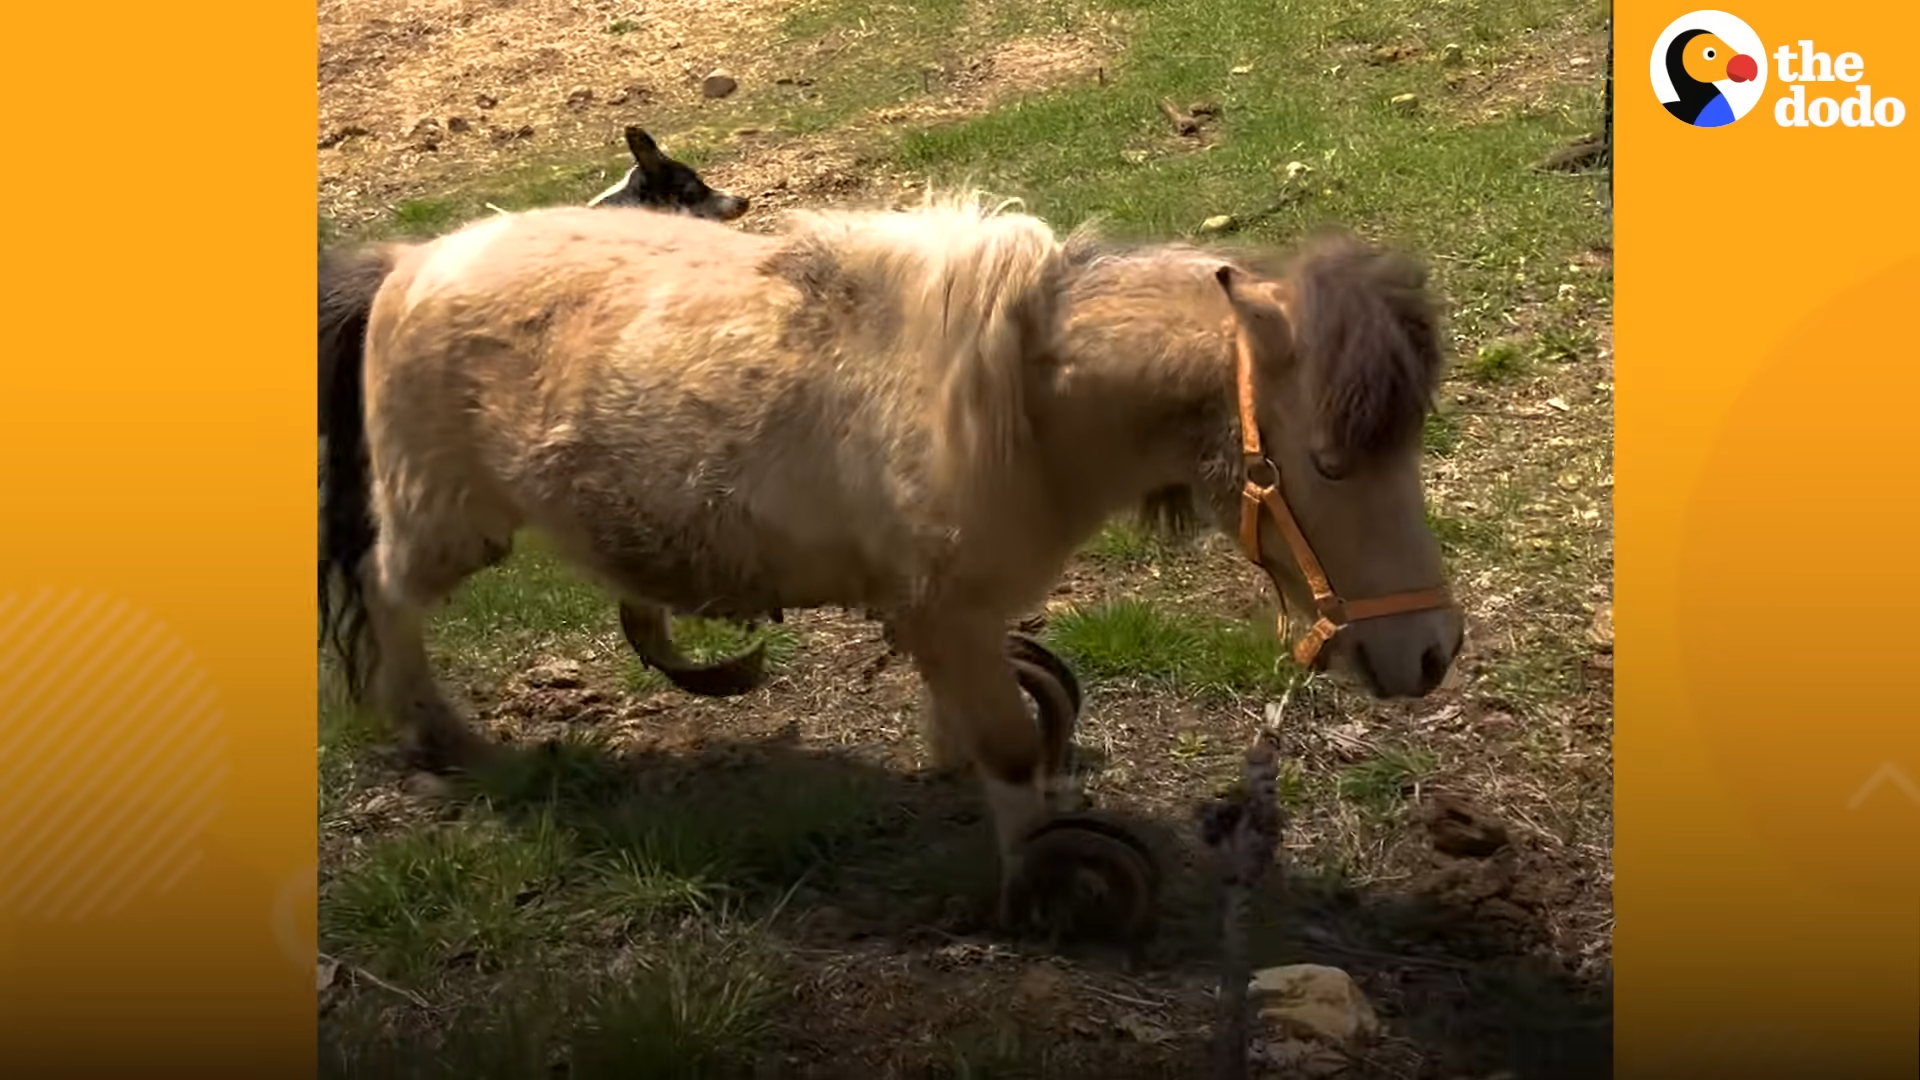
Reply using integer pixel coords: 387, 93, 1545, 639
1283, 229, 1446, 463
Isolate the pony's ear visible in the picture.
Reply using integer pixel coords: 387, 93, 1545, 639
1214, 261, 1298, 378
624, 126, 666, 171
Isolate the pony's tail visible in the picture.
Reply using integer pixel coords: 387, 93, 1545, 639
916, 194, 1067, 492
318, 242, 400, 701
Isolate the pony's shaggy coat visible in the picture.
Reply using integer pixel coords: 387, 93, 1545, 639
318, 189, 1463, 880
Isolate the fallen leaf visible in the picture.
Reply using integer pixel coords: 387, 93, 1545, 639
1545, 396, 1570, 411
1230, 64, 1254, 74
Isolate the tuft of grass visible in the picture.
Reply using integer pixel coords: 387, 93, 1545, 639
605, 17, 639, 34
320, 928, 784, 1079
1079, 519, 1166, 568
320, 813, 576, 983
1337, 746, 1437, 811
1467, 339, 1530, 384
472, 739, 888, 894
568, 930, 785, 1078
388, 197, 467, 238
1426, 506, 1501, 557
1045, 598, 1298, 698
1422, 408, 1463, 458
1533, 324, 1598, 364
429, 536, 610, 656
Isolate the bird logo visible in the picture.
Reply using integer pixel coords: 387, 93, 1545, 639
1651, 12, 1767, 129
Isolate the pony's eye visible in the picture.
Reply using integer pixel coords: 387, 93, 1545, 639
1311, 449, 1349, 482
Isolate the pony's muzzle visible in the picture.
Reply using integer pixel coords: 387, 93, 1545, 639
1339, 605, 1465, 699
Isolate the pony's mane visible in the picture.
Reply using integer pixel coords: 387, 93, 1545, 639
1064, 229, 1443, 466
766, 187, 1072, 495
1048, 229, 1442, 537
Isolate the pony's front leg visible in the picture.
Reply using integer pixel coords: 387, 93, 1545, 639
900, 617, 1051, 868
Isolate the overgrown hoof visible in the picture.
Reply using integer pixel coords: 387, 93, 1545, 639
1009, 647, 1079, 779
1001, 811, 1161, 949
618, 601, 770, 698
1005, 630, 1082, 719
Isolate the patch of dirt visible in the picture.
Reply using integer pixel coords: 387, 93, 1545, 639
1440, 26, 1610, 122
319, 0, 1121, 226
317, 0, 798, 219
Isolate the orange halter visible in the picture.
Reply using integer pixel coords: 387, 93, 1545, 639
1230, 293, 1456, 669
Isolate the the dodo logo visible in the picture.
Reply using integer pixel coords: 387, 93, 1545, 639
1652, 11, 1766, 128
1654, 10, 1908, 129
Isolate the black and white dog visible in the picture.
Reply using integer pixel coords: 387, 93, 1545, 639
587, 125, 750, 221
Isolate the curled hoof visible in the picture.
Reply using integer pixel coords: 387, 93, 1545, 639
1001, 811, 1160, 948
619, 601, 770, 698
1009, 651, 1078, 778
1005, 631, 1083, 718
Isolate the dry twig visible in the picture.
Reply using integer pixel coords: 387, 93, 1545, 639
1198, 729, 1287, 1079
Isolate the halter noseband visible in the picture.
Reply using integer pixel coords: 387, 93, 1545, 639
1230, 286, 1456, 670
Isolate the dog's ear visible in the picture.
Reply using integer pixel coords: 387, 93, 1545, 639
624, 126, 667, 172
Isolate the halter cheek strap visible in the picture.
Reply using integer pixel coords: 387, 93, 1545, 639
1230, 292, 1455, 669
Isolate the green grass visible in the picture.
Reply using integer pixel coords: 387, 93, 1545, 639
320, 927, 784, 1079
1422, 407, 1463, 457
1044, 597, 1299, 698
889, 0, 1609, 342
1427, 506, 1501, 557
322, 813, 577, 983
1077, 520, 1167, 568
1467, 338, 1530, 384
1337, 746, 1438, 811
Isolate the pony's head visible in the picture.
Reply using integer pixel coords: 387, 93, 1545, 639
1209, 231, 1462, 698
587, 126, 750, 221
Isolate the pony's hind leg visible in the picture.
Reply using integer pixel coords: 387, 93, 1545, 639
364, 583, 494, 772
365, 482, 519, 772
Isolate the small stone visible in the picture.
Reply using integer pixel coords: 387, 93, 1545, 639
1200, 213, 1237, 233
1442, 43, 1465, 65
408, 117, 442, 150
476, 92, 498, 109
1283, 160, 1313, 181
702, 71, 739, 98
1390, 92, 1420, 111
1251, 964, 1380, 1045
446, 116, 472, 133
566, 85, 595, 108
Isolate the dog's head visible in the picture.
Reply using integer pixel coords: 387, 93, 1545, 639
586, 126, 750, 221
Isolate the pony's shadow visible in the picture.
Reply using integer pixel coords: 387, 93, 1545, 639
465, 729, 1610, 1078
